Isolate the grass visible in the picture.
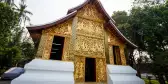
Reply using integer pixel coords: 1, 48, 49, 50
143, 78, 168, 84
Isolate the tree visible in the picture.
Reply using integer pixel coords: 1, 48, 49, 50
0, 1, 35, 75
133, 0, 165, 6
0, 2, 21, 74
15, 0, 33, 25
14, 0, 35, 60
112, 11, 132, 40
112, 1, 168, 83
0, 0, 15, 5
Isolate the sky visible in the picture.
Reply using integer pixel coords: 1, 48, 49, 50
17, 0, 134, 26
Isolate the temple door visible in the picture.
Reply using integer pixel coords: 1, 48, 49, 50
113, 46, 122, 65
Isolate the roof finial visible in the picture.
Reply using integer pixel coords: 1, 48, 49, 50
90, 0, 96, 4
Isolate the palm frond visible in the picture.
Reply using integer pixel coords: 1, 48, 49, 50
24, 10, 33, 15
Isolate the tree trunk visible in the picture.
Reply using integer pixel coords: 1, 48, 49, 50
158, 74, 166, 84
128, 49, 134, 67
137, 64, 141, 78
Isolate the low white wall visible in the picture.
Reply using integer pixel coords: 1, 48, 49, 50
107, 65, 145, 84
11, 59, 74, 84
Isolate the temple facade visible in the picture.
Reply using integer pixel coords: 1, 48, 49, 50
24, 0, 142, 84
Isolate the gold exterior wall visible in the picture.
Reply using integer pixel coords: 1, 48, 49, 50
74, 4, 107, 83
36, 19, 73, 61
35, 3, 127, 84
107, 29, 127, 65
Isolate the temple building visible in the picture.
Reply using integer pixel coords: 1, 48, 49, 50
11, 0, 145, 84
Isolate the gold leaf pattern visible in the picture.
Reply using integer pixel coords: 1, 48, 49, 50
96, 58, 107, 82
74, 56, 85, 82
77, 18, 104, 38
77, 4, 104, 22
107, 30, 126, 65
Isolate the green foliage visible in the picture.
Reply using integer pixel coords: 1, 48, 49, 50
0, 0, 14, 5
0, 46, 21, 68
21, 42, 35, 59
112, 11, 132, 40
0, 3, 18, 47
112, 0, 168, 83
0, 3, 21, 71
0, 2, 35, 75
143, 78, 168, 84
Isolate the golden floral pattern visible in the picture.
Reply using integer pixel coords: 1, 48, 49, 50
96, 58, 107, 82
74, 56, 85, 82
36, 19, 72, 60
74, 35, 104, 57
36, 34, 47, 58
77, 4, 104, 22
42, 34, 53, 59
43, 19, 72, 36
77, 18, 104, 38
107, 29, 126, 65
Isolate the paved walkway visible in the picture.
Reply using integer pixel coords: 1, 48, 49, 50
0, 81, 11, 84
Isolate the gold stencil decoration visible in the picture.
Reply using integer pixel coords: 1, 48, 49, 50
96, 58, 107, 82
37, 19, 72, 60
62, 37, 71, 61
74, 35, 105, 58
77, 18, 104, 38
108, 32, 124, 46
120, 46, 126, 65
43, 19, 72, 37
74, 56, 85, 82
77, 4, 104, 22
109, 46, 114, 64
107, 29, 126, 65
36, 34, 47, 58
42, 34, 53, 59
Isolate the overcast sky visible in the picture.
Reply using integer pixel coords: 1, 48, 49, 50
16, 0, 134, 26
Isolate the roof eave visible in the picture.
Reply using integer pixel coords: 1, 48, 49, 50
27, 10, 77, 31
108, 20, 138, 48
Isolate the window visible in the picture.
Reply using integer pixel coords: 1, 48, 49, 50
50, 36, 65, 60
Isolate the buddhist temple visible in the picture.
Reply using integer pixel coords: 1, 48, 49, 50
11, 0, 145, 84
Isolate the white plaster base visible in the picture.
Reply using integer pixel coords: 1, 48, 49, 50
107, 65, 145, 84
11, 59, 74, 84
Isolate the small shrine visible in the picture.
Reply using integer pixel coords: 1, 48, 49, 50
11, 0, 144, 84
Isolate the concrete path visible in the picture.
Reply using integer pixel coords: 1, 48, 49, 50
0, 81, 11, 84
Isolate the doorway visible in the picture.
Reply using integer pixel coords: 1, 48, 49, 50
50, 36, 64, 60
113, 46, 122, 65
85, 58, 96, 82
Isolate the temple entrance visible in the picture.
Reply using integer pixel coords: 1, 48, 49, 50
85, 58, 96, 82
50, 36, 64, 60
